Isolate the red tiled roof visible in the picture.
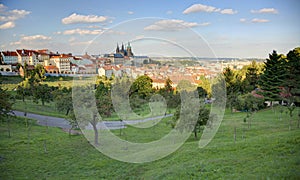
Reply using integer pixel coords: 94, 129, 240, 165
1, 51, 18, 56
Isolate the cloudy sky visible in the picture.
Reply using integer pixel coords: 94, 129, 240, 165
0, 0, 299, 58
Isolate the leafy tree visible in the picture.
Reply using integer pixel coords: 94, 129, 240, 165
130, 75, 153, 99
95, 81, 113, 117
32, 84, 53, 106
235, 93, 265, 112
16, 78, 32, 102
53, 87, 73, 115
170, 97, 210, 139
0, 87, 14, 119
258, 50, 287, 105
198, 75, 211, 97
72, 85, 100, 145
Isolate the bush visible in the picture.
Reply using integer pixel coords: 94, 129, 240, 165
235, 93, 265, 112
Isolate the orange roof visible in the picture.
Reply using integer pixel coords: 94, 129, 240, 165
44, 65, 58, 70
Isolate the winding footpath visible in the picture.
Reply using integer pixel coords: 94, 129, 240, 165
12, 111, 172, 130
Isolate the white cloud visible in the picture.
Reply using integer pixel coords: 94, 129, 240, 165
62, 13, 109, 24
63, 28, 103, 35
128, 11, 134, 15
251, 18, 269, 23
21, 35, 52, 41
199, 22, 211, 26
240, 18, 247, 23
251, 8, 278, 14
0, 4, 30, 29
220, 9, 237, 14
0, 21, 15, 29
183, 4, 220, 14
183, 3, 238, 15
144, 19, 198, 31
10, 34, 51, 46
87, 25, 101, 29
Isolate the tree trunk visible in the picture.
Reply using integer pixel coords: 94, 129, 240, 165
91, 114, 99, 145
194, 130, 198, 139
234, 127, 236, 144
92, 124, 99, 145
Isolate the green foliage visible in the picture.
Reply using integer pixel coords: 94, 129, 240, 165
32, 84, 53, 106
95, 81, 113, 117
198, 75, 211, 97
243, 60, 261, 93
235, 93, 265, 112
283, 47, 300, 103
130, 75, 154, 99
53, 87, 73, 115
0, 87, 14, 118
170, 92, 209, 138
258, 50, 287, 102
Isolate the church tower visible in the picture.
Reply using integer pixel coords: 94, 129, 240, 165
127, 42, 134, 57
116, 43, 120, 54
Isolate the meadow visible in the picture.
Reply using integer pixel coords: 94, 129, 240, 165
0, 106, 299, 179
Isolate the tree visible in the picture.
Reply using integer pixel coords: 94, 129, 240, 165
0, 87, 14, 119
130, 75, 153, 99
95, 81, 113, 117
258, 50, 287, 105
243, 61, 260, 93
72, 85, 101, 145
16, 78, 32, 102
170, 99, 210, 139
198, 75, 211, 97
284, 47, 300, 104
223, 67, 242, 112
32, 84, 53, 106
53, 87, 73, 115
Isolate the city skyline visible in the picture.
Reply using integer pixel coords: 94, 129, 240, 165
0, 0, 299, 58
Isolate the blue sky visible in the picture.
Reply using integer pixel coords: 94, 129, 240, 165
0, 0, 299, 58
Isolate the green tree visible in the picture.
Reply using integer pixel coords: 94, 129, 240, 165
32, 84, 53, 106
198, 75, 211, 97
16, 78, 32, 102
243, 61, 260, 93
258, 50, 286, 105
223, 67, 242, 112
170, 99, 210, 139
284, 47, 300, 104
0, 87, 14, 119
53, 87, 73, 115
72, 85, 100, 145
95, 81, 113, 117
130, 75, 153, 99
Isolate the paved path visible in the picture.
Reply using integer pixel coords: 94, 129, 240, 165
12, 111, 172, 130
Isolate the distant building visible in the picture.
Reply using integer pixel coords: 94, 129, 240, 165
49, 54, 72, 73
115, 42, 134, 57
1, 51, 18, 64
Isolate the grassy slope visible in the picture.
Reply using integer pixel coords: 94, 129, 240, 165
0, 107, 300, 179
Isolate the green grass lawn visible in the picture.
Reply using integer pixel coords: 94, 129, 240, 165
1, 107, 299, 179
13, 99, 67, 118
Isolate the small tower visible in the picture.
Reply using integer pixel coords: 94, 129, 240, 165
127, 42, 134, 57
116, 43, 120, 54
